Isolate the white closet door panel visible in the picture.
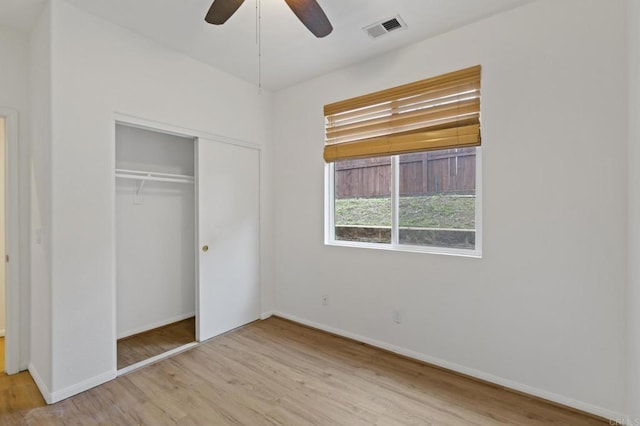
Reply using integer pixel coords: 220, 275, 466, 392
197, 139, 260, 342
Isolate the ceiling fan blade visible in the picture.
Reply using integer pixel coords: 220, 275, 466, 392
205, 0, 245, 25
284, 0, 333, 38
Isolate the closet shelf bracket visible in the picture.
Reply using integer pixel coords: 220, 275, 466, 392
135, 178, 147, 204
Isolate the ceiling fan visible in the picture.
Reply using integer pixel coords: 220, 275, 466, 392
205, 0, 333, 38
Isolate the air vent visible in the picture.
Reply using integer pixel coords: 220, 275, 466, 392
382, 18, 402, 32
363, 15, 407, 39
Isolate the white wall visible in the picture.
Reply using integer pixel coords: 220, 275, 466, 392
628, 0, 640, 420
42, 0, 274, 400
0, 23, 31, 370
116, 125, 195, 338
28, 1, 53, 394
273, 0, 627, 418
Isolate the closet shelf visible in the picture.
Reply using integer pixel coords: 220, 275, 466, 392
115, 168, 195, 184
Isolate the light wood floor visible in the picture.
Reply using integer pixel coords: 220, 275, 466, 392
1, 317, 605, 425
0, 336, 4, 373
0, 371, 46, 415
117, 317, 195, 370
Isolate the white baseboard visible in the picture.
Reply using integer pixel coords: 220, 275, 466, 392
117, 312, 195, 339
0, 329, 5, 337
50, 369, 116, 404
260, 311, 274, 320
273, 311, 625, 423
28, 362, 53, 404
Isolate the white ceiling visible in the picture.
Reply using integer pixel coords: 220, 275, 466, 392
0, 0, 534, 90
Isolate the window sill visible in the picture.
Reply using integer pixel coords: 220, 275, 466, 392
325, 239, 482, 258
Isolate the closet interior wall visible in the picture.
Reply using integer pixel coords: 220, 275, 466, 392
115, 124, 195, 339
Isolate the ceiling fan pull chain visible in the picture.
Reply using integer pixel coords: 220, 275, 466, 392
254, 0, 262, 92
257, 0, 262, 92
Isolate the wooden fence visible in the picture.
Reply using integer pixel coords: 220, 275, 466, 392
335, 148, 476, 199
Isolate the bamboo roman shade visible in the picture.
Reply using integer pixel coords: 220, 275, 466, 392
324, 65, 481, 163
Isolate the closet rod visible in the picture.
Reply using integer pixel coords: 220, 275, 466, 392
115, 169, 194, 184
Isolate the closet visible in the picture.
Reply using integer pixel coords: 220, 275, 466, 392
115, 124, 196, 370
115, 121, 260, 372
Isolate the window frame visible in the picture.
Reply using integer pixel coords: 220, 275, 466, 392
324, 147, 483, 258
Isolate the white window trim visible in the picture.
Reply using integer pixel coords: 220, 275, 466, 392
391, 156, 399, 245
324, 148, 483, 258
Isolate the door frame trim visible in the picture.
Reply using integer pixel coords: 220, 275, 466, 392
111, 114, 201, 371
113, 112, 262, 151
1, 108, 21, 374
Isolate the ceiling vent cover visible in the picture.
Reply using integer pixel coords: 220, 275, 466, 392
364, 16, 407, 39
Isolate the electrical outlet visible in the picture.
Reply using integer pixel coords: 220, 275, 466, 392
322, 295, 329, 306
393, 309, 403, 324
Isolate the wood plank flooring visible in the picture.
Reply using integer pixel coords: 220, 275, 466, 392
0, 371, 46, 415
1, 317, 606, 425
117, 317, 195, 370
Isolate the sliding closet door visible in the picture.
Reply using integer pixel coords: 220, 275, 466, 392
196, 139, 260, 342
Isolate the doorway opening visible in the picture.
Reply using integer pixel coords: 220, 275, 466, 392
115, 123, 197, 373
0, 116, 5, 374
0, 109, 21, 376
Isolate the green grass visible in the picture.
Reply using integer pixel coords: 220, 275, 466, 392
335, 194, 475, 229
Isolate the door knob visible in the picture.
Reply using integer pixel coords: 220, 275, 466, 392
202, 245, 209, 252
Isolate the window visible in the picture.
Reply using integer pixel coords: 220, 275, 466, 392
324, 66, 482, 256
